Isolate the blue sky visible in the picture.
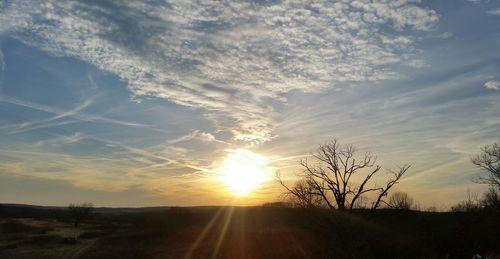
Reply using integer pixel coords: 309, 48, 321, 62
0, 0, 499, 207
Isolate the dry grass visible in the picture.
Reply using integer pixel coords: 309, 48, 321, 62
0, 218, 101, 259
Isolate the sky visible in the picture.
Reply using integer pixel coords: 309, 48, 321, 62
0, 0, 499, 208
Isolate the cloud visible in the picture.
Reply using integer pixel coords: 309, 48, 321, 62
487, 8, 500, 16
0, 131, 198, 191
484, 80, 500, 90
0, 0, 439, 143
0, 132, 223, 199
199, 132, 216, 142
34, 132, 86, 146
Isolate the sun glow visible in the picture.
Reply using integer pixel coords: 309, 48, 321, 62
217, 149, 273, 196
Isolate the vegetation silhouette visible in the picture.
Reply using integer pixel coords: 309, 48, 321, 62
277, 139, 410, 211
387, 191, 414, 210
68, 202, 94, 228
472, 142, 500, 189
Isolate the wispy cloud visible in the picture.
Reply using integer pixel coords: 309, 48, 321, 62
467, 0, 484, 4
0, 131, 218, 197
0, 45, 4, 73
87, 73, 98, 90
487, 8, 500, 16
0, 0, 439, 143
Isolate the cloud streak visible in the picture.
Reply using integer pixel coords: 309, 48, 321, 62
487, 8, 500, 16
0, 0, 439, 143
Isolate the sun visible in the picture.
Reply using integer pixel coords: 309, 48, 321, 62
217, 149, 273, 196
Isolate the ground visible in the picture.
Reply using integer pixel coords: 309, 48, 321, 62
0, 206, 499, 258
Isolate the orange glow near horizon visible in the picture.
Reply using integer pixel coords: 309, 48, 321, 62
217, 149, 273, 196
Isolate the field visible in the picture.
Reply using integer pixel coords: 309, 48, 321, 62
1, 205, 499, 258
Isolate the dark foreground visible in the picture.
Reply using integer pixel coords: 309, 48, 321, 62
1, 204, 499, 259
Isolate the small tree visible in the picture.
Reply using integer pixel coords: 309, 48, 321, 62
279, 178, 327, 208
388, 192, 414, 210
68, 202, 93, 228
471, 142, 500, 189
277, 139, 411, 211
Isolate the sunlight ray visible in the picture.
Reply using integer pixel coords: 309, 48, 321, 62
183, 208, 224, 259
211, 206, 235, 259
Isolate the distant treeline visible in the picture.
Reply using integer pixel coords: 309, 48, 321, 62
0, 204, 66, 219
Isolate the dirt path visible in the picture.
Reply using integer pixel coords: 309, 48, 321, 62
64, 239, 98, 259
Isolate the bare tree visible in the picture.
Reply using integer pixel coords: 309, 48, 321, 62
471, 142, 500, 189
371, 165, 411, 211
276, 176, 327, 208
388, 191, 414, 210
68, 202, 94, 228
481, 188, 500, 212
450, 188, 500, 213
277, 139, 411, 211
450, 190, 481, 212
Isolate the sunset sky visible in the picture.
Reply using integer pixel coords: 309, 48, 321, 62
0, 0, 499, 208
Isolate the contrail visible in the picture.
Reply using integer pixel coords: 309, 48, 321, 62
11, 98, 94, 133
0, 94, 168, 131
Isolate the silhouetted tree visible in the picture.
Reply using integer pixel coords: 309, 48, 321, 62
388, 191, 414, 210
278, 178, 327, 208
277, 139, 411, 211
68, 202, 93, 227
451, 188, 500, 213
471, 142, 500, 189
481, 188, 500, 213
450, 190, 481, 212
